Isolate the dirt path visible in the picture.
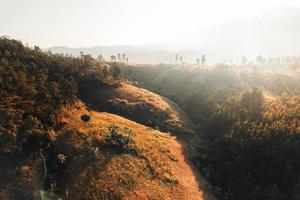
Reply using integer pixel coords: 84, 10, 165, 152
162, 97, 216, 200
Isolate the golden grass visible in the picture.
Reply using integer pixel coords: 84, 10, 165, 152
82, 82, 194, 134
55, 101, 204, 200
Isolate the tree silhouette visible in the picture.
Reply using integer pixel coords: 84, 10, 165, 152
196, 58, 200, 65
201, 55, 206, 65
111, 55, 116, 62
117, 53, 121, 62
80, 51, 84, 58
122, 53, 126, 62
98, 54, 104, 61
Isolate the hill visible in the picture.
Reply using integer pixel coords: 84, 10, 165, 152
1, 100, 206, 199
0, 101, 206, 199
0, 37, 211, 199
80, 82, 194, 134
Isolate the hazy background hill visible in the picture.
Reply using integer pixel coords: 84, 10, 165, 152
48, 7, 300, 64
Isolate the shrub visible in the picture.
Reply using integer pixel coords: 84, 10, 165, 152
105, 124, 133, 150
81, 114, 91, 122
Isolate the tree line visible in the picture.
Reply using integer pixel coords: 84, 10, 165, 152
201, 89, 300, 200
0, 36, 121, 158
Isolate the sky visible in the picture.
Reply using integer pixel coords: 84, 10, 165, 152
1, 0, 300, 48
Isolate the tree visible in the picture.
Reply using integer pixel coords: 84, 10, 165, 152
110, 64, 121, 80
176, 54, 178, 63
117, 53, 121, 62
201, 55, 206, 65
196, 58, 200, 65
80, 51, 84, 58
122, 53, 126, 62
97, 54, 104, 61
111, 55, 116, 62
256, 55, 264, 64
83, 54, 93, 64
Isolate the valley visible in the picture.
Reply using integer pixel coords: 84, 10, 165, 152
0, 37, 299, 200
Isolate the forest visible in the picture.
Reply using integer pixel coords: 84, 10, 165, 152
0, 37, 123, 199
122, 63, 300, 200
2, 0, 300, 199
0, 37, 300, 200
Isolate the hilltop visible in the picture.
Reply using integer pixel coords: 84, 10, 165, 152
80, 82, 194, 134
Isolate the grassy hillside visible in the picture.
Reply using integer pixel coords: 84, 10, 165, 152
0, 38, 210, 199
80, 82, 194, 134
0, 101, 205, 199
59, 102, 206, 200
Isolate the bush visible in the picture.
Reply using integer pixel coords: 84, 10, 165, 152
81, 114, 91, 122
105, 124, 133, 150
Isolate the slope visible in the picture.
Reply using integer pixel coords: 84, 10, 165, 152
79, 82, 215, 199
54, 101, 205, 199
80, 82, 194, 134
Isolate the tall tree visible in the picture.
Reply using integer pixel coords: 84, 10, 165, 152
201, 55, 206, 65
80, 51, 84, 59
98, 54, 104, 61
122, 53, 126, 62
117, 53, 121, 62
111, 55, 116, 62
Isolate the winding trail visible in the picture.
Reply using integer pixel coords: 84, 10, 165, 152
162, 97, 216, 200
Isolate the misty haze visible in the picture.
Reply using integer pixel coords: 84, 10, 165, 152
0, 0, 300, 200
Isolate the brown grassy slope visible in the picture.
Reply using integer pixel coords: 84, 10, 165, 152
80, 82, 194, 134
53, 101, 204, 200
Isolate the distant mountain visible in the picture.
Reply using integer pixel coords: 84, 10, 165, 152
48, 7, 300, 64
48, 45, 177, 64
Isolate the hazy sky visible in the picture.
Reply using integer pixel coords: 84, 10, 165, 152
1, 0, 300, 48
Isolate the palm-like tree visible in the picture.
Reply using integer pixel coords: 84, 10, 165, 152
111, 55, 116, 62
117, 53, 121, 61
122, 53, 126, 62
201, 55, 206, 65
